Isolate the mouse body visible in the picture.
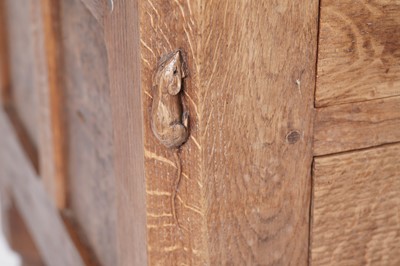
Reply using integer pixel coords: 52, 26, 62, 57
151, 50, 189, 148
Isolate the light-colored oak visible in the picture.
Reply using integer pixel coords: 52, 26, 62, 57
314, 96, 400, 155
0, 109, 85, 266
311, 143, 400, 265
103, 1, 148, 265
139, 0, 318, 264
316, 0, 400, 107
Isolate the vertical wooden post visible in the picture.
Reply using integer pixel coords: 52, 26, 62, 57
103, 1, 148, 265
138, 0, 319, 265
34, 0, 67, 209
103, 0, 318, 264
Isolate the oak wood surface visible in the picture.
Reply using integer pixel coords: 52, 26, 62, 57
316, 0, 400, 107
103, 0, 148, 265
314, 96, 400, 155
139, 0, 318, 264
0, 109, 85, 266
311, 143, 400, 265
60, 0, 117, 265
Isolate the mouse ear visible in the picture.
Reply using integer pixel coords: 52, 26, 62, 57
177, 50, 189, 78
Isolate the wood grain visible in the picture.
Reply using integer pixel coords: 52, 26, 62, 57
139, 0, 318, 264
316, 0, 400, 107
0, 109, 85, 266
60, 0, 117, 265
311, 143, 400, 265
33, 0, 68, 209
103, 0, 148, 265
314, 96, 400, 155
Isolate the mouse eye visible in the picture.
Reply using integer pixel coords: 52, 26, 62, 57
173, 67, 178, 75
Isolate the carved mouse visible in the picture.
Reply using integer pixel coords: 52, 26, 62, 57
151, 50, 189, 148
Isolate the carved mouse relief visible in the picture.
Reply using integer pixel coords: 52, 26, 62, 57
151, 49, 189, 148
151, 50, 189, 229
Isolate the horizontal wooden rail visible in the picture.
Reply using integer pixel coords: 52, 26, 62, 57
0, 109, 85, 266
314, 96, 400, 156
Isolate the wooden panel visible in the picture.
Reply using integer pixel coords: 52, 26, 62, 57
314, 96, 400, 155
138, 0, 318, 265
0, 109, 85, 266
312, 144, 400, 265
4, 0, 39, 146
316, 0, 400, 107
60, 0, 117, 265
103, 0, 148, 265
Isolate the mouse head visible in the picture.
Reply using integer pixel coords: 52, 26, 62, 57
153, 50, 187, 95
